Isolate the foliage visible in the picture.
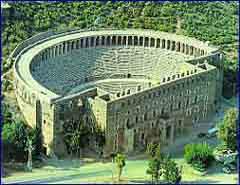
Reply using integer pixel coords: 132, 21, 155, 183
218, 108, 237, 151
2, 2, 237, 96
162, 156, 182, 184
184, 142, 214, 170
146, 157, 162, 183
114, 153, 126, 181
63, 120, 90, 157
2, 120, 40, 161
2, 102, 13, 124
146, 142, 161, 158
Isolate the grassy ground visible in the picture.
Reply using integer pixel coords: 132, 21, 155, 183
3, 157, 238, 184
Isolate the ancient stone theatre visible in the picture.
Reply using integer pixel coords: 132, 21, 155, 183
12, 28, 223, 156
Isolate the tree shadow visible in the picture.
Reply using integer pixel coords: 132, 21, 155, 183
10, 169, 112, 184
181, 179, 222, 184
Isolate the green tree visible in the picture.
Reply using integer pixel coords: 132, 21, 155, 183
184, 142, 214, 170
162, 156, 182, 184
218, 108, 237, 151
146, 142, 161, 158
146, 157, 162, 184
114, 153, 126, 181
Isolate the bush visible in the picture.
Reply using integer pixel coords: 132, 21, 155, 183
162, 156, 182, 184
2, 120, 41, 162
184, 142, 214, 169
2, 121, 28, 162
114, 153, 126, 181
218, 108, 237, 151
146, 157, 162, 183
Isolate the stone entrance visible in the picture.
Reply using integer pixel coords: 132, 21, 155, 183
124, 128, 134, 153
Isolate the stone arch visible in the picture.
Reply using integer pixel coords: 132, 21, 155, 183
162, 39, 165, 49
190, 46, 194, 55
167, 40, 171, 49
80, 38, 84, 48
122, 36, 127, 45
150, 38, 155, 47
182, 43, 185, 53
172, 41, 176, 51
85, 37, 89, 48
101, 36, 105, 46
135, 116, 138, 123
90, 37, 94, 47
197, 48, 201, 56
186, 44, 189, 55
126, 118, 131, 129
139, 36, 143, 46
63, 42, 66, 54
128, 36, 133, 45
156, 38, 160, 48
96, 36, 100, 46
134, 36, 138, 46
144, 37, 149, 47
112, 35, 116, 45
58, 44, 62, 55
76, 39, 80, 49
71, 41, 74, 50
67, 41, 71, 52
117, 36, 122, 45
176, 42, 180, 52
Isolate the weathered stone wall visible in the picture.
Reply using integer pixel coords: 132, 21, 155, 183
104, 68, 218, 153
52, 88, 97, 157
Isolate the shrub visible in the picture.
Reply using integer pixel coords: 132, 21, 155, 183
2, 120, 41, 162
162, 156, 182, 184
218, 108, 237, 151
146, 157, 162, 183
184, 142, 214, 169
114, 153, 126, 181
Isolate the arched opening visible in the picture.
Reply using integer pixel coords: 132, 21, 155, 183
80, 39, 84, 48
182, 43, 185, 53
128, 36, 133, 45
101, 36, 105, 46
126, 119, 131, 129
156, 38, 160, 48
162, 39, 165, 48
85, 38, 89, 48
136, 116, 138, 123
117, 36, 121, 45
123, 36, 127, 45
167, 40, 170, 49
172, 41, 176, 51
177, 42, 180, 51
144, 37, 149, 47
106, 36, 111, 46
150, 38, 155, 47
112, 36, 116, 45
90, 37, 94, 47
96, 36, 99, 46
134, 36, 138, 46
139, 37, 143, 46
